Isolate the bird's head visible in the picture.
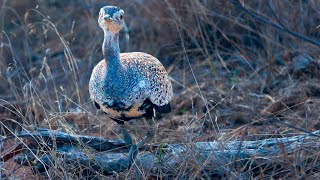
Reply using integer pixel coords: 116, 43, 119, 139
98, 6, 125, 33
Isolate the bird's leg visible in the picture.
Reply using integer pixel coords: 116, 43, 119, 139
137, 117, 156, 148
120, 124, 133, 146
128, 116, 156, 168
119, 123, 137, 168
118, 122, 137, 168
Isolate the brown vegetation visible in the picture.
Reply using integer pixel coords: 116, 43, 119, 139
0, 0, 320, 179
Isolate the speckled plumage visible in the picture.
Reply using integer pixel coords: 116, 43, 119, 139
89, 52, 173, 120
89, 6, 172, 122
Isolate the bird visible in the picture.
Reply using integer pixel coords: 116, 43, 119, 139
89, 6, 173, 167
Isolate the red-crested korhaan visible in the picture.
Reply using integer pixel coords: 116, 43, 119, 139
89, 6, 173, 167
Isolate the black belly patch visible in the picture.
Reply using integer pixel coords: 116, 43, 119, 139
102, 100, 131, 112
94, 101, 100, 109
139, 99, 171, 118
138, 99, 153, 111
139, 99, 171, 113
101, 98, 171, 124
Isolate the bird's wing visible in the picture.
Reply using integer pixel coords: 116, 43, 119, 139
120, 52, 173, 106
147, 61, 173, 106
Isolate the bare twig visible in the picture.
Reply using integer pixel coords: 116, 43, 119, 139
230, 0, 320, 47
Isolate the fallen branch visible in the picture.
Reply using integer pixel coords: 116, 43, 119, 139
1, 128, 127, 152
1, 129, 319, 177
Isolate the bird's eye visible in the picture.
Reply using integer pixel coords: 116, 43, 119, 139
120, 14, 124, 20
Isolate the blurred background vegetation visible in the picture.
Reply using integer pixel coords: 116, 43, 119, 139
1, 0, 320, 178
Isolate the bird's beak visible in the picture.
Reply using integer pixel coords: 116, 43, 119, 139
103, 14, 113, 22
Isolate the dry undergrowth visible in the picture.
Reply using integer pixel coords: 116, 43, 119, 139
0, 0, 320, 179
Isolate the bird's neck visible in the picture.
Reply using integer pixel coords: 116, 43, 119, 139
102, 31, 122, 69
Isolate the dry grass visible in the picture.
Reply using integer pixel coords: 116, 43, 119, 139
0, 0, 320, 179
